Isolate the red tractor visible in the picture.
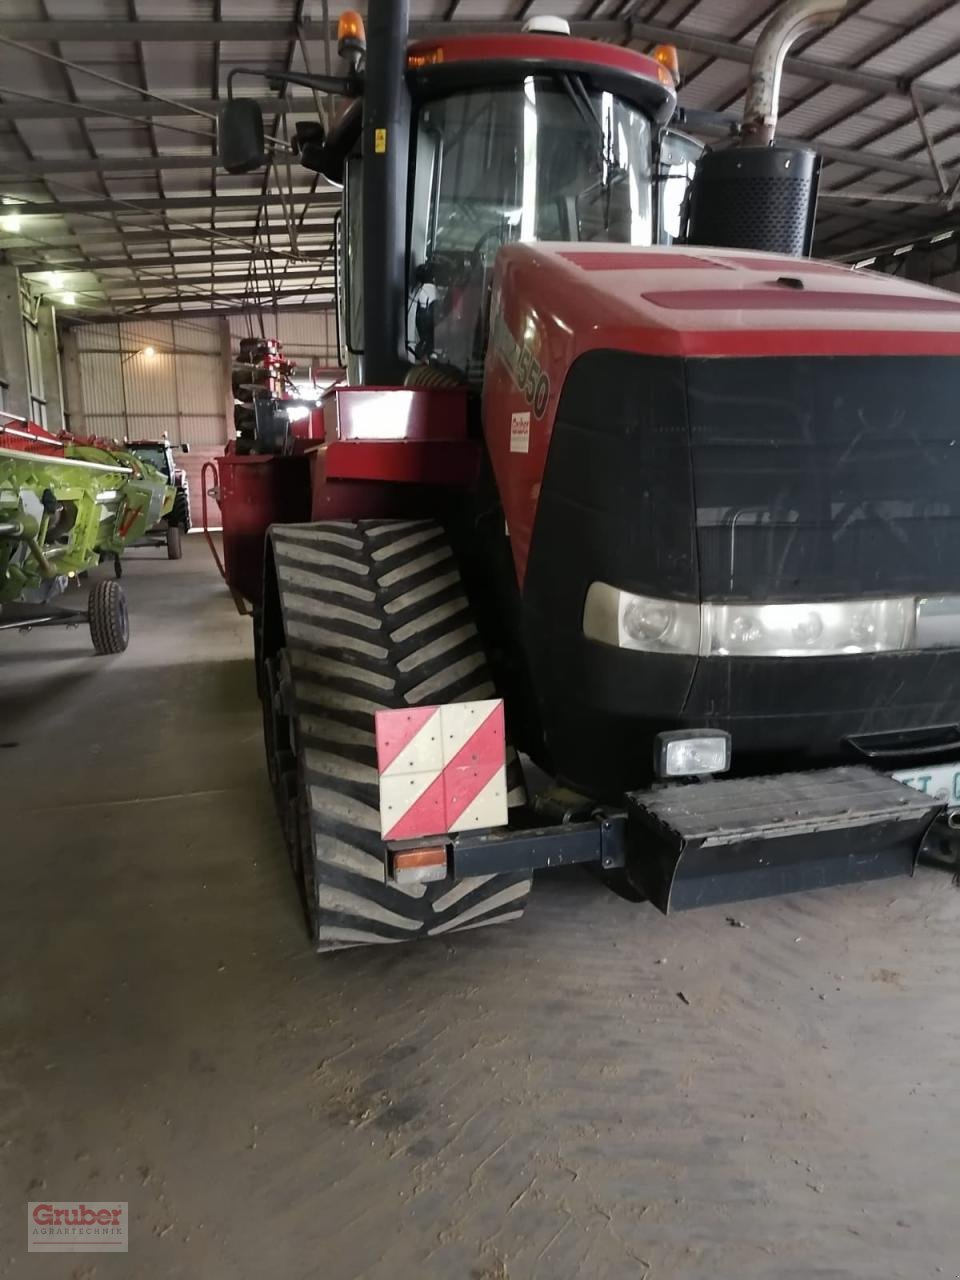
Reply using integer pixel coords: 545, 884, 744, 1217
213, 0, 960, 951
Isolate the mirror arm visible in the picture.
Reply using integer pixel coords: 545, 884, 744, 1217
226, 66, 362, 100
675, 105, 740, 139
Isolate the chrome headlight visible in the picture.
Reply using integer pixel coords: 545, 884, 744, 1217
703, 599, 915, 657
583, 582, 700, 655
583, 586, 960, 657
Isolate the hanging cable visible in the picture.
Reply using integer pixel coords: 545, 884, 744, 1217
0, 34, 294, 151
0, 83, 218, 144
1, 170, 316, 263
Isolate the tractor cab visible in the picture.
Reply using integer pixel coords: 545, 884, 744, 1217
218, 19, 701, 386
404, 70, 701, 379
329, 28, 700, 383
126, 436, 189, 486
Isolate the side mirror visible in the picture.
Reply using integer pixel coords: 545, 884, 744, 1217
181, 443, 191, 454
218, 100, 266, 174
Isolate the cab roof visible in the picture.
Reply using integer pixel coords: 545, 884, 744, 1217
319, 31, 676, 183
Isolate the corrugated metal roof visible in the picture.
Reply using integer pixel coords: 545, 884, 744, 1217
2, 0, 958, 312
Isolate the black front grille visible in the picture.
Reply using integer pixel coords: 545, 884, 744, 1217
687, 354, 960, 602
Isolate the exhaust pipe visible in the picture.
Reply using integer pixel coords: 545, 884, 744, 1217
947, 810, 960, 832
687, 0, 848, 255
743, 0, 848, 145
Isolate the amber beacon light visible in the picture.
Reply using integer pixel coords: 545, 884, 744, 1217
652, 43, 680, 86
338, 10, 367, 66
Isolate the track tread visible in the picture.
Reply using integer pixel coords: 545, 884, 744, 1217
264, 519, 530, 952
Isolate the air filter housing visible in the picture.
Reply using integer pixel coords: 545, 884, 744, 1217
686, 144, 821, 257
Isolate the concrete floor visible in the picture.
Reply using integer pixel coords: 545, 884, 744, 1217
2, 538, 959, 1280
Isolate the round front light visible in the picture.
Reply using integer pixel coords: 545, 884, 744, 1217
792, 610, 823, 646
728, 614, 763, 646
851, 608, 878, 646
622, 598, 673, 643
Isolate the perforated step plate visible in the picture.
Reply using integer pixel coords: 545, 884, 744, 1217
626, 766, 941, 912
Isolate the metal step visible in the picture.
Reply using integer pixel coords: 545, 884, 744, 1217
626, 765, 942, 912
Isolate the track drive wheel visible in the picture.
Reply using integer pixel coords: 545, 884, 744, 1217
166, 522, 183, 560
260, 519, 531, 953
88, 578, 129, 655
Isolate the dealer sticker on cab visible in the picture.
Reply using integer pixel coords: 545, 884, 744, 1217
510, 411, 531, 454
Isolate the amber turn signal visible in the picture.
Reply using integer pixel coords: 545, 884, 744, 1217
408, 47, 444, 68
392, 846, 448, 886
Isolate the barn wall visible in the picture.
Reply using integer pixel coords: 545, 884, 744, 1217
61, 309, 339, 522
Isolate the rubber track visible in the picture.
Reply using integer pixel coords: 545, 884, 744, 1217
269, 519, 531, 952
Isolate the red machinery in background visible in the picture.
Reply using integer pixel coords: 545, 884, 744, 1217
204, 336, 340, 603
206, 333, 471, 605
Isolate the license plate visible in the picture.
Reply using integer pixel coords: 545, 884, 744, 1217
891, 760, 960, 808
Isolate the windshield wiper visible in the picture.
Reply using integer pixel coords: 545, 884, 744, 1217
555, 73, 623, 178
556, 74, 602, 140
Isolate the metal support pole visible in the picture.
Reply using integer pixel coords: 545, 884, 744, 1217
36, 300, 65, 432
362, 0, 411, 384
910, 86, 950, 198
0, 262, 31, 418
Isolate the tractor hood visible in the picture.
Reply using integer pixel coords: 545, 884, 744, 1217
481, 243, 960, 794
484, 242, 960, 586
489, 241, 960, 363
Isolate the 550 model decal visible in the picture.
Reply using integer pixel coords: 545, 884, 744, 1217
491, 310, 551, 418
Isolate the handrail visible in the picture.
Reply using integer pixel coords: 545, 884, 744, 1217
200, 458, 251, 616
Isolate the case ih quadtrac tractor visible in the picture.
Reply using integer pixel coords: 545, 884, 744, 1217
212, 0, 960, 951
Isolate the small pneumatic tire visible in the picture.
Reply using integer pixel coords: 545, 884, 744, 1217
88, 579, 130, 655
171, 488, 191, 532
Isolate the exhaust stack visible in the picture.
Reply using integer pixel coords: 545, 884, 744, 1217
743, 0, 848, 145
687, 0, 848, 257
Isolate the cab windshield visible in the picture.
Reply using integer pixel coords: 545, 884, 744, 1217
129, 444, 168, 476
408, 77, 654, 376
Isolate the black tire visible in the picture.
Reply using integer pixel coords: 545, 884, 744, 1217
88, 579, 129, 655
261, 519, 531, 953
252, 607, 264, 701
171, 487, 191, 533
166, 523, 183, 559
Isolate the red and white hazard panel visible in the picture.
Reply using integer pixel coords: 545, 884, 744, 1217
374, 700, 508, 841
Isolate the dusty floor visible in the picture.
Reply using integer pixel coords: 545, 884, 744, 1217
1, 538, 959, 1280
